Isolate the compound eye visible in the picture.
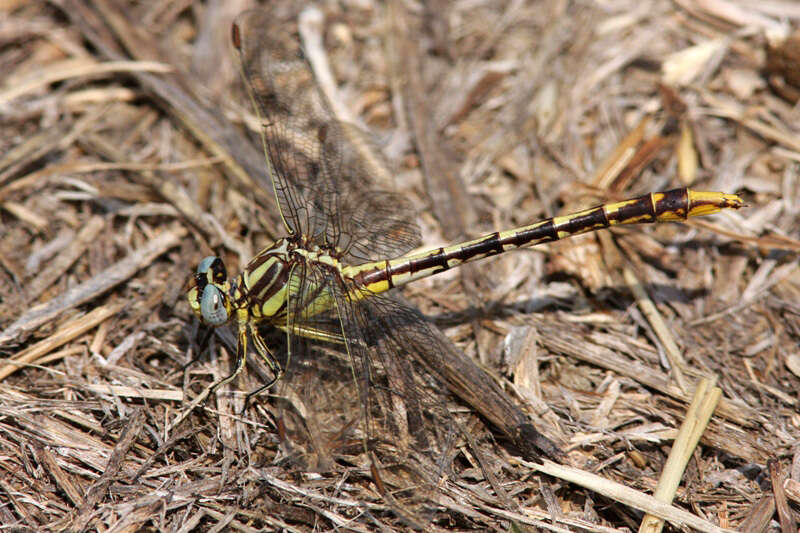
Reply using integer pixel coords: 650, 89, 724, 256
197, 256, 227, 283
197, 256, 216, 275
200, 284, 229, 325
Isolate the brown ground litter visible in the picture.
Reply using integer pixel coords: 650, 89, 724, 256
1, 1, 798, 531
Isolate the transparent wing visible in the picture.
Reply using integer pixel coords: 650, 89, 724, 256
232, 8, 421, 263
273, 261, 353, 470
339, 285, 457, 461
273, 260, 455, 513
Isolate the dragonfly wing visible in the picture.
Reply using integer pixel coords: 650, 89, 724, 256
336, 278, 461, 484
272, 260, 454, 515
268, 260, 348, 470
232, 9, 421, 262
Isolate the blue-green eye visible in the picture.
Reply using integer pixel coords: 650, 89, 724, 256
197, 256, 228, 284
200, 285, 228, 325
197, 256, 217, 275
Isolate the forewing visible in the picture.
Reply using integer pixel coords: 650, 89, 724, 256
232, 8, 421, 262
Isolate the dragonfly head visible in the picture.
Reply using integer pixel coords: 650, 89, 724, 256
188, 256, 232, 326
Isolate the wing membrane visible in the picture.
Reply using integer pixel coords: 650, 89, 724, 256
233, 9, 421, 263
273, 258, 455, 509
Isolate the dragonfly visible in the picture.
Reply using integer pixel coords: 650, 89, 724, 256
186, 7, 743, 509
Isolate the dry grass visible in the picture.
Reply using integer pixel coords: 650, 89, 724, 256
1, 0, 799, 531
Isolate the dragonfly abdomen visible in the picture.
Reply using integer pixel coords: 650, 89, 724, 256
349, 188, 742, 293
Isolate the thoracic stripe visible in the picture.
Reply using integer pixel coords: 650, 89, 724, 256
248, 259, 285, 302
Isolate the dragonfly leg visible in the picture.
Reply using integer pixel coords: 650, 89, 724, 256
242, 323, 283, 412
207, 322, 249, 398
180, 327, 214, 374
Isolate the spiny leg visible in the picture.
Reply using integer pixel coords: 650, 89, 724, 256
180, 327, 215, 374
170, 325, 248, 429
207, 322, 249, 398
242, 323, 283, 412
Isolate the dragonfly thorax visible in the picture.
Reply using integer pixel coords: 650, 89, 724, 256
187, 239, 290, 327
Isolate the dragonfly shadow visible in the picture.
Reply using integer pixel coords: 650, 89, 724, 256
426, 280, 714, 328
